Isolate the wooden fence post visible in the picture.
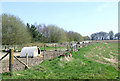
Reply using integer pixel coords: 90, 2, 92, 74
9, 49, 14, 76
55, 44, 57, 51
26, 53, 28, 68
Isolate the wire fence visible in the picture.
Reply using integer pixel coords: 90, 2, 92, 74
0, 41, 95, 75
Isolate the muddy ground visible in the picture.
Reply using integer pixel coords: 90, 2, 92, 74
0, 42, 96, 73
0, 51, 64, 73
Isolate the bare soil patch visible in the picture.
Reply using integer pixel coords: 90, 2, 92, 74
0, 51, 63, 73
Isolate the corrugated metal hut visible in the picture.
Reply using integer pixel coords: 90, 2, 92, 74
20, 46, 40, 57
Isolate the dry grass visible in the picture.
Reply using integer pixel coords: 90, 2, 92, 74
84, 42, 118, 70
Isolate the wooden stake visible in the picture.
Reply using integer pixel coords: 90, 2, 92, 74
14, 55, 29, 69
55, 44, 57, 51
26, 53, 28, 68
9, 49, 14, 76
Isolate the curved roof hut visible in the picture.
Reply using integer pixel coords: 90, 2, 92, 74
20, 46, 40, 57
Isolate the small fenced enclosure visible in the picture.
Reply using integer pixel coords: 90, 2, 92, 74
0, 41, 94, 76
0, 49, 30, 75
0, 49, 67, 75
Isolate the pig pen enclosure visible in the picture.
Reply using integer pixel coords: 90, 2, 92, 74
0, 50, 64, 73
0, 41, 93, 74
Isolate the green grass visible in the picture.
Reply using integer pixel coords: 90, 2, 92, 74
84, 42, 118, 68
2, 43, 119, 79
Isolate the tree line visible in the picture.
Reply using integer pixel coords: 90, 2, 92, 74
26, 23, 85, 43
2, 14, 87, 45
2, 13, 119, 45
90, 31, 120, 40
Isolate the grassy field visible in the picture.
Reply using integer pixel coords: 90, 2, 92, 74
2, 42, 119, 79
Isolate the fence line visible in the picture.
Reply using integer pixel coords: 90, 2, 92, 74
1, 41, 95, 75
0, 49, 30, 76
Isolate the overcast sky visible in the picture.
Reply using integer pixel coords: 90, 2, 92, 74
1, 1, 118, 36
